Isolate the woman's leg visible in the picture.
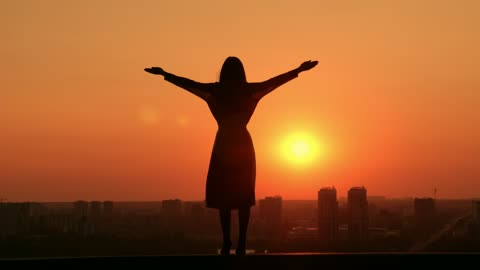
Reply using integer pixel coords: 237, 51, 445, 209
237, 207, 251, 255
219, 209, 231, 254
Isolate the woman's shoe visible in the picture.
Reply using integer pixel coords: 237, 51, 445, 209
235, 242, 246, 255
220, 241, 232, 255
235, 248, 246, 255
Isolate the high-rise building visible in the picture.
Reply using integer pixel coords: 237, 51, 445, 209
318, 187, 338, 242
473, 201, 480, 223
413, 197, 436, 231
348, 186, 369, 241
189, 202, 205, 219
73, 200, 89, 217
162, 199, 183, 217
90, 201, 102, 217
45, 214, 75, 233
414, 197, 435, 220
259, 196, 283, 240
103, 201, 114, 216
0, 202, 45, 236
471, 200, 480, 239
183, 202, 207, 235
161, 199, 184, 236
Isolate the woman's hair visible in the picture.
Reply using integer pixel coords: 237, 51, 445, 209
219, 56, 247, 85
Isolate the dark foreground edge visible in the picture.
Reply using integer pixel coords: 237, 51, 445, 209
1, 253, 478, 269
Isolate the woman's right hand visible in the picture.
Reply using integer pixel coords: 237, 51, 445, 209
144, 67, 166, 76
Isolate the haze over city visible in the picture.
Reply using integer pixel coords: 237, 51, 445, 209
2, 0, 479, 202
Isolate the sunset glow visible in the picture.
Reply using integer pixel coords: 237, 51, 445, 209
280, 132, 324, 168
1, 0, 479, 201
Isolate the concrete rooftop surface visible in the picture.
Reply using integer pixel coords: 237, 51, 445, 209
1, 253, 478, 269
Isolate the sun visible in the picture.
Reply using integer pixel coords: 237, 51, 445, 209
280, 131, 323, 167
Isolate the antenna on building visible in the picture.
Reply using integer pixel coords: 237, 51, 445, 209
433, 187, 437, 199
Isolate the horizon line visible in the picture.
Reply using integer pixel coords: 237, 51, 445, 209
3, 196, 480, 203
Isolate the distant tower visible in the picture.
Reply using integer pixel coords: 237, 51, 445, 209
413, 197, 436, 231
161, 199, 184, 235
414, 197, 435, 220
90, 201, 102, 217
259, 196, 283, 240
318, 187, 338, 242
162, 199, 183, 217
348, 186, 369, 241
189, 202, 205, 219
73, 200, 89, 217
473, 200, 480, 223
185, 202, 206, 234
103, 201, 114, 216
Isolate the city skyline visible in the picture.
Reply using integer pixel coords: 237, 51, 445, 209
1, 188, 474, 203
2, 190, 478, 257
2, 1, 479, 201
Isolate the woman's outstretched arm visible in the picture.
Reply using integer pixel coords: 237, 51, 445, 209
145, 67, 214, 101
251, 60, 318, 100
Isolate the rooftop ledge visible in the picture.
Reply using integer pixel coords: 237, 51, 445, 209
1, 253, 478, 269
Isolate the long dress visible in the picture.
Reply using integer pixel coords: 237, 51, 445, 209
164, 68, 299, 209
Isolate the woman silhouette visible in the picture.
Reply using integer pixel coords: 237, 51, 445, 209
145, 57, 317, 255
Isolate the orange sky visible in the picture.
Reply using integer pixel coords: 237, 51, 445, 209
1, 0, 479, 201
